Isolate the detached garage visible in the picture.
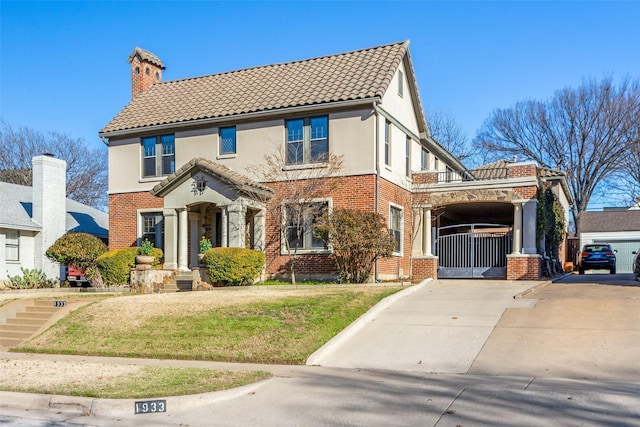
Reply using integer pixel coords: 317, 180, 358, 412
580, 210, 640, 273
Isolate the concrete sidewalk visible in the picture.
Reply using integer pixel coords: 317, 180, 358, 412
307, 279, 544, 373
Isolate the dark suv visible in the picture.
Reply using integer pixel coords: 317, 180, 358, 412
576, 244, 616, 274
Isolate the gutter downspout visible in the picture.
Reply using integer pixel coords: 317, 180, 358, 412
101, 136, 109, 146
373, 102, 381, 282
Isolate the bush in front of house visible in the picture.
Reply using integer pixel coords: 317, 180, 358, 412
96, 247, 163, 286
46, 233, 108, 286
204, 247, 265, 286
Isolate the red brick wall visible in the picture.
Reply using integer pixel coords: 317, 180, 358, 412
507, 255, 541, 280
377, 179, 412, 279
263, 175, 377, 278
412, 171, 437, 184
507, 164, 537, 179
412, 257, 438, 280
109, 192, 163, 250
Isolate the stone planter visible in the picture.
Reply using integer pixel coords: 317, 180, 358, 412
135, 255, 154, 270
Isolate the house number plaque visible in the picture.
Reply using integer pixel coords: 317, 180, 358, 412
54, 301, 66, 307
135, 399, 166, 414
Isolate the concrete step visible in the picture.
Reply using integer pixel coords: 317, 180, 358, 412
0, 324, 40, 333
15, 312, 52, 320
24, 306, 59, 315
0, 330, 33, 339
0, 337, 23, 347
6, 318, 44, 326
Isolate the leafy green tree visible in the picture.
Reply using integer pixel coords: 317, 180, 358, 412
314, 209, 396, 283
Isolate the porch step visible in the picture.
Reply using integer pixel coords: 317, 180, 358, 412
0, 299, 64, 348
160, 272, 193, 293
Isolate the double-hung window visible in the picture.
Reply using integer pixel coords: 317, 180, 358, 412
142, 134, 175, 178
284, 202, 328, 252
141, 212, 164, 250
384, 120, 391, 167
405, 136, 411, 177
421, 147, 428, 171
389, 206, 403, 254
286, 116, 328, 165
219, 127, 236, 155
5, 230, 19, 261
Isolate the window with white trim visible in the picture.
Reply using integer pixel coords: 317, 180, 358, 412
421, 147, 428, 171
405, 136, 411, 177
389, 205, 403, 254
140, 212, 164, 250
5, 230, 19, 261
142, 134, 175, 178
384, 120, 391, 166
283, 201, 328, 252
286, 116, 328, 165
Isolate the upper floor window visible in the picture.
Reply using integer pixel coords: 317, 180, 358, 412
398, 70, 404, 97
142, 134, 175, 178
421, 147, 428, 171
5, 230, 19, 261
384, 120, 391, 166
284, 201, 328, 252
219, 127, 236, 155
286, 116, 329, 165
405, 136, 411, 177
389, 205, 403, 254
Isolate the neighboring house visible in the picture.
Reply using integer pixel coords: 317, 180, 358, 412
99, 42, 570, 281
0, 155, 108, 284
579, 210, 640, 273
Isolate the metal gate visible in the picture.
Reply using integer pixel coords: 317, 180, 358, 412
436, 224, 512, 278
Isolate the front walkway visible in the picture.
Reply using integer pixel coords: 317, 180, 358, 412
307, 279, 544, 373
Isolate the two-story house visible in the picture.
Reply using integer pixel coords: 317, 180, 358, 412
100, 42, 570, 282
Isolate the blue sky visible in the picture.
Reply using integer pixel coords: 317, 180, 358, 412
1, 1, 639, 192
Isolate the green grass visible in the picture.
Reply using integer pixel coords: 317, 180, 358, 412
2, 366, 271, 399
16, 288, 402, 364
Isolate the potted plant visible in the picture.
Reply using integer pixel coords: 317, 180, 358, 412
198, 236, 212, 263
136, 238, 155, 267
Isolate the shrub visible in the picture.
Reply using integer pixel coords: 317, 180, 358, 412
199, 236, 212, 254
46, 233, 107, 271
7, 267, 55, 289
314, 208, 396, 283
138, 238, 154, 255
204, 248, 265, 286
96, 247, 163, 286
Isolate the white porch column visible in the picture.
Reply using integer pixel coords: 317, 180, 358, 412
163, 209, 178, 270
178, 208, 188, 271
227, 204, 246, 248
221, 207, 228, 247
512, 202, 523, 254
422, 208, 432, 256
522, 199, 538, 255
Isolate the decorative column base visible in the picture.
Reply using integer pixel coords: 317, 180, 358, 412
412, 256, 438, 280
506, 254, 541, 280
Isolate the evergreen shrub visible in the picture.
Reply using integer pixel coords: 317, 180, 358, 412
204, 247, 265, 286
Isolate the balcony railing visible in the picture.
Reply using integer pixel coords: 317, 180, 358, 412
435, 167, 509, 183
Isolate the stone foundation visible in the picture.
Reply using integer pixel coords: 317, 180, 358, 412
130, 269, 178, 293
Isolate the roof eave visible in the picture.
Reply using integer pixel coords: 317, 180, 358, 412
99, 98, 381, 139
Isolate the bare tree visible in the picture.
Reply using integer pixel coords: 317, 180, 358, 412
0, 120, 108, 210
426, 108, 476, 165
475, 77, 640, 234
248, 147, 343, 284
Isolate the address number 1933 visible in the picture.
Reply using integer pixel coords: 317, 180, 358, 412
135, 399, 166, 414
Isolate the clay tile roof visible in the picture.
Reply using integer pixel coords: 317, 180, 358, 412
128, 47, 166, 69
581, 210, 640, 233
151, 158, 273, 199
101, 41, 409, 135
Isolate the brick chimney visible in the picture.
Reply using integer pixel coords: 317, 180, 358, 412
32, 154, 66, 280
128, 47, 166, 99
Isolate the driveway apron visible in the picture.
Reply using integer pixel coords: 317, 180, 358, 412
307, 279, 543, 373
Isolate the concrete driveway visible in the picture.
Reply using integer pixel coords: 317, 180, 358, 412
307, 279, 544, 373
309, 277, 640, 382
